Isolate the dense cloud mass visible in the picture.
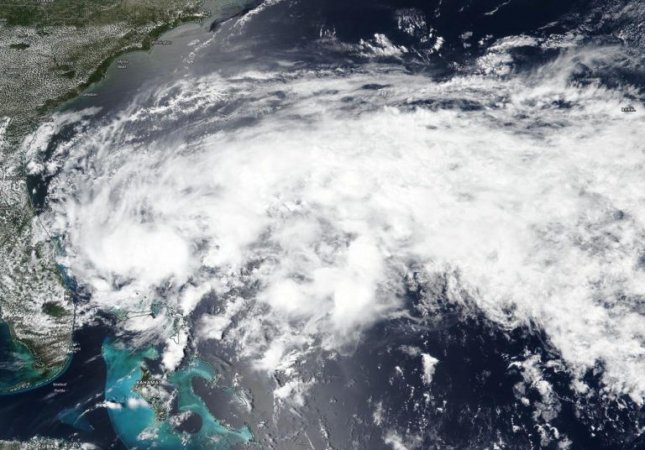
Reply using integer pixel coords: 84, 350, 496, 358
34, 47, 645, 403
21, 1, 645, 446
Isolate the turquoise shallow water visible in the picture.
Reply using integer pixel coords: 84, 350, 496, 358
102, 338, 252, 449
57, 405, 94, 432
0, 321, 60, 394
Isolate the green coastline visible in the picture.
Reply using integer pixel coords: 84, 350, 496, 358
0, 0, 213, 396
0, 303, 76, 395
38, 10, 211, 115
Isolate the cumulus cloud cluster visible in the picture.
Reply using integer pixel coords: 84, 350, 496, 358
38, 43, 645, 403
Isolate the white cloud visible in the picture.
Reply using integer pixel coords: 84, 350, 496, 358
162, 327, 188, 371
384, 431, 422, 450
421, 353, 439, 385
42, 44, 645, 404
99, 400, 123, 410
126, 397, 150, 409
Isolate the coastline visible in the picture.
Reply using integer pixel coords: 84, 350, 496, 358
0, 324, 72, 396
38, 11, 211, 116
0, 7, 214, 396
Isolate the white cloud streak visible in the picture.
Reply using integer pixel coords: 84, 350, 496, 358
41, 43, 645, 403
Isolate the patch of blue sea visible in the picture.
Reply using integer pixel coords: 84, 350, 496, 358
102, 338, 253, 449
0, 321, 121, 447
0, 314, 252, 450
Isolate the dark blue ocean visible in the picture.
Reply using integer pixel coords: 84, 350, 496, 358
1, 0, 644, 449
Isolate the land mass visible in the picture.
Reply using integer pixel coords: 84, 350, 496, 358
0, 0, 210, 395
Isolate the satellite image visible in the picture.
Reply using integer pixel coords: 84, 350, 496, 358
0, 0, 643, 449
